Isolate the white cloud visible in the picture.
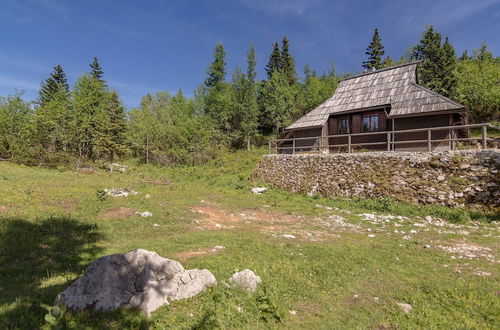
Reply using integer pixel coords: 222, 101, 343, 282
0, 75, 40, 91
240, 0, 321, 16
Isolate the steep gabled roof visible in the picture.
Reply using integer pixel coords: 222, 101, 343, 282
287, 62, 465, 130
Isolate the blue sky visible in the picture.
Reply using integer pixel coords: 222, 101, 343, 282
1, 0, 499, 108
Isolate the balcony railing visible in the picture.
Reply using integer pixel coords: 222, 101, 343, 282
268, 123, 500, 154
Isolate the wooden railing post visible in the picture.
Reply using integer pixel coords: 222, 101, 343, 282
268, 141, 271, 154
482, 124, 487, 149
427, 129, 431, 152
386, 132, 391, 151
348, 134, 352, 153
292, 138, 295, 154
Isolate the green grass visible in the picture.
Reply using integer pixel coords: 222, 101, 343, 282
0, 149, 499, 329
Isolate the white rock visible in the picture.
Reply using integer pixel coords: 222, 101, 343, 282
230, 269, 262, 292
59, 249, 217, 316
281, 234, 296, 239
153, 223, 160, 227
289, 310, 297, 315
397, 302, 413, 314
136, 211, 153, 218
368, 234, 376, 238
144, 194, 151, 199
251, 187, 267, 194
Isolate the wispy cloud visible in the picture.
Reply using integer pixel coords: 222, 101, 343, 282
0, 75, 40, 91
240, 0, 321, 16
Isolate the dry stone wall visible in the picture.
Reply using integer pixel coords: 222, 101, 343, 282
252, 150, 500, 209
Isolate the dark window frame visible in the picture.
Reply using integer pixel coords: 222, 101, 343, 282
338, 118, 349, 134
362, 114, 380, 132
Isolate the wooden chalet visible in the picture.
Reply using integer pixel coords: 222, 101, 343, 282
278, 61, 470, 153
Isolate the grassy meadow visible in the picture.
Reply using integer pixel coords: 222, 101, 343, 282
0, 149, 498, 329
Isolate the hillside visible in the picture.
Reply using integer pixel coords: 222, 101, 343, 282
0, 150, 498, 329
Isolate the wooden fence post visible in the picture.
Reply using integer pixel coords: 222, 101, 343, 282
292, 139, 296, 154
386, 132, 391, 151
427, 129, 431, 152
348, 135, 351, 153
482, 125, 487, 149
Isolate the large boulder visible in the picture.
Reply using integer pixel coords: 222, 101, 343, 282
59, 249, 216, 316
229, 269, 261, 292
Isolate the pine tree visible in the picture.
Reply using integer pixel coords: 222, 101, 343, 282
413, 26, 457, 98
441, 37, 457, 97
474, 43, 494, 62
39, 65, 69, 106
90, 57, 105, 82
265, 42, 281, 79
363, 28, 385, 71
381, 56, 396, 68
95, 91, 128, 161
247, 42, 257, 83
459, 50, 470, 61
204, 44, 226, 88
281, 37, 297, 85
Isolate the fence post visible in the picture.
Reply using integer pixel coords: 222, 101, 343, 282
427, 129, 431, 152
348, 134, 351, 153
386, 132, 391, 151
268, 141, 271, 154
482, 124, 487, 149
292, 138, 295, 154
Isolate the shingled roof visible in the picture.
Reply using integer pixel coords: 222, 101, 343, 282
287, 61, 465, 130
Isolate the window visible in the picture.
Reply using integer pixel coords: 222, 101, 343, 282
362, 114, 379, 132
338, 118, 349, 134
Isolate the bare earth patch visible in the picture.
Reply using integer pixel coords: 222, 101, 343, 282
173, 246, 225, 261
189, 204, 352, 241
55, 199, 79, 212
0, 205, 9, 213
102, 207, 137, 219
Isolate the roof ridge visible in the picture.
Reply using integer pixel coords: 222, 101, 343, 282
410, 83, 465, 109
341, 61, 421, 82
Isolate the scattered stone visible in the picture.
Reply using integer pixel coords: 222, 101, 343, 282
436, 175, 445, 182
136, 211, 153, 218
396, 302, 412, 314
367, 234, 376, 238
153, 223, 160, 227
145, 194, 151, 199
281, 234, 296, 239
251, 187, 268, 194
373, 297, 380, 301
59, 249, 217, 316
229, 269, 261, 292
473, 270, 492, 277
289, 310, 297, 315
402, 235, 411, 240
105, 188, 139, 197
424, 244, 431, 249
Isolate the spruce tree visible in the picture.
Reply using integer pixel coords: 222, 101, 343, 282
413, 26, 457, 97
95, 91, 127, 161
39, 65, 69, 106
441, 37, 457, 97
362, 28, 385, 71
90, 57, 105, 82
281, 37, 297, 85
204, 44, 226, 88
266, 42, 281, 79
247, 42, 257, 83
459, 50, 470, 61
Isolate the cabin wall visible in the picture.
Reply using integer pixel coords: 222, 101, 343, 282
393, 114, 451, 151
292, 127, 322, 153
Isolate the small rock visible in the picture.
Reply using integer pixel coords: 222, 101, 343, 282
153, 223, 160, 227
230, 269, 261, 292
281, 234, 296, 239
473, 270, 491, 277
251, 187, 267, 194
373, 297, 380, 301
144, 194, 151, 199
368, 234, 376, 238
396, 302, 412, 314
289, 310, 297, 315
437, 175, 445, 182
424, 244, 431, 249
136, 211, 152, 218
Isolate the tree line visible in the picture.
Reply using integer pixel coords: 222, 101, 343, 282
0, 26, 498, 166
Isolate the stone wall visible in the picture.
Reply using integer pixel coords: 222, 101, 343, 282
252, 150, 500, 209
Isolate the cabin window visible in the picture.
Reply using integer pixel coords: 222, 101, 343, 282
338, 118, 349, 134
362, 114, 379, 132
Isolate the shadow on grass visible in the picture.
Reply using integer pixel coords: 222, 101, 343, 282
0, 216, 151, 329
0, 216, 103, 328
